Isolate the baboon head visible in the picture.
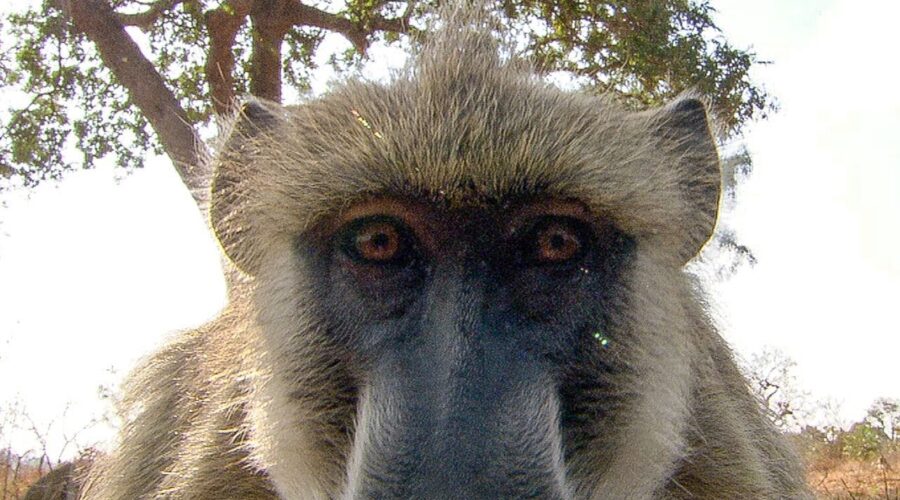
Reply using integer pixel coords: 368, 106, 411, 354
197, 9, 803, 500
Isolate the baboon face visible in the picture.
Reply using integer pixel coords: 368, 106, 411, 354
210, 16, 720, 500
304, 198, 634, 497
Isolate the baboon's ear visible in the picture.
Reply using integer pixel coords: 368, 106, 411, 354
656, 97, 722, 264
209, 99, 283, 276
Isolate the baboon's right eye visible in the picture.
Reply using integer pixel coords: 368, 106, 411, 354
337, 216, 417, 266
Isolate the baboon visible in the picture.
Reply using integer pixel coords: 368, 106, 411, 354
72, 7, 810, 500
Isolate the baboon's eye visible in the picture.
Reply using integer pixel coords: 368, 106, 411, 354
520, 217, 591, 265
338, 216, 416, 265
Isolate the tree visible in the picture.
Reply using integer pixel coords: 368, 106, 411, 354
843, 422, 884, 461
1, 0, 772, 215
866, 397, 900, 443
742, 347, 810, 431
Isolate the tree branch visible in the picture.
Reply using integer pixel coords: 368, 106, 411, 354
281, 0, 415, 54
289, 1, 368, 52
205, 0, 415, 114
250, 0, 294, 103
63, 0, 208, 210
116, 0, 187, 30
205, 0, 253, 115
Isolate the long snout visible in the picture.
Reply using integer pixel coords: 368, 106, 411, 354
344, 320, 570, 499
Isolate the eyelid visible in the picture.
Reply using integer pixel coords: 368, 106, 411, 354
516, 216, 593, 264
339, 215, 416, 264
329, 198, 438, 256
506, 200, 595, 237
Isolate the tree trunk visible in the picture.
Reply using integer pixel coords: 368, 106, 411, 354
64, 0, 209, 212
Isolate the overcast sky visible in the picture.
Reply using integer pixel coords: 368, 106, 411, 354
710, 0, 900, 421
1, 0, 898, 458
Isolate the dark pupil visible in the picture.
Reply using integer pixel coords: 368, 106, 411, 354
371, 232, 391, 248
549, 233, 566, 249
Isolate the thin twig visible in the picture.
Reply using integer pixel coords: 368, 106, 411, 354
840, 477, 858, 500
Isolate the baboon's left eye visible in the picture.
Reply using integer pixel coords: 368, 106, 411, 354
519, 217, 591, 265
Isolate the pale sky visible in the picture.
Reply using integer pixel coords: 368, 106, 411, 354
710, 0, 900, 420
1, 0, 898, 458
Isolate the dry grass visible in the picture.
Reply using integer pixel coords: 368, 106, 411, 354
810, 451, 900, 499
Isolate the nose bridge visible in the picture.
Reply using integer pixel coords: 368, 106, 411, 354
419, 261, 480, 369
412, 263, 494, 443
417, 263, 518, 422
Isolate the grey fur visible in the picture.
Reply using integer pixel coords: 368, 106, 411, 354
77, 6, 810, 500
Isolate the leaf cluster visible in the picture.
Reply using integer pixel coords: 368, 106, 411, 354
499, 1, 772, 135
1, 5, 157, 188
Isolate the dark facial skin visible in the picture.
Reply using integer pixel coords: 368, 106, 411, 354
301, 197, 634, 499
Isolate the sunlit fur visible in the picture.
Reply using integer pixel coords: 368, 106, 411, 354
78, 6, 810, 500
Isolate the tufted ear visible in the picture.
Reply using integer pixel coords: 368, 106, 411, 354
209, 99, 284, 276
656, 97, 722, 264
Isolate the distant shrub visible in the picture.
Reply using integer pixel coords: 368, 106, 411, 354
843, 423, 884, 461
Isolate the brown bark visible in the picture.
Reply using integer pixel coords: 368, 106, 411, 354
250, 0, 296, 103
63, 0, 208, 210
206, 0, 414, 113
206, 0, 253, 115
280, 0, 415, 53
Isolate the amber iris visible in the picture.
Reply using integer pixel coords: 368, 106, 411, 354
535, 221, 582, 263
354, 221, 402, 262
